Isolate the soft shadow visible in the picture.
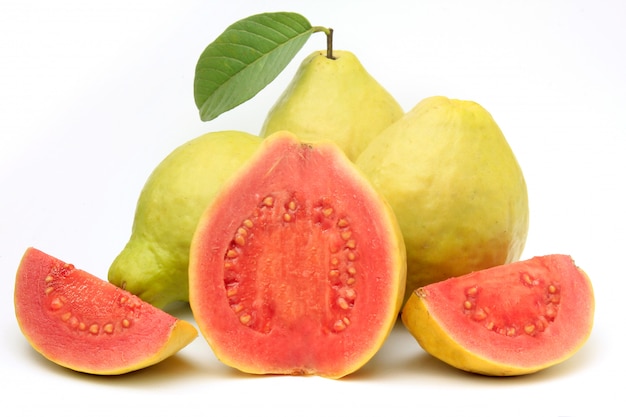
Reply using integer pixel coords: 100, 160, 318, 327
27, 351, 207, 388
345, 321, 600, 384
347, 344, 466, 382
16, 329, 211, 386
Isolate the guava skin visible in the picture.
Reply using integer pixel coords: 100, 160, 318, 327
356, 96, 529, 306
260, 50, 404, 161
108, 131, 262, 309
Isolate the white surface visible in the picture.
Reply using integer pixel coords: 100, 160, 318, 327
1, 0, 624, 415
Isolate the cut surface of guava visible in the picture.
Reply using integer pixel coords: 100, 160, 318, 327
14, 247, 198, 375
189, 131, 406, 378
401, 254, 594, 376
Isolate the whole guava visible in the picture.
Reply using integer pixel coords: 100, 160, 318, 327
356, 96, 529, 305
108, 130, 262, 309
260, 50, 404, 161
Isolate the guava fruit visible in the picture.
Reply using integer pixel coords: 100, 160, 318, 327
259, 50, 404, 161
356, 96, 529, 305
108, 130, 262, 309
188, 131, 406, 378
14, 247, 197, 375
401, 254, 595, 376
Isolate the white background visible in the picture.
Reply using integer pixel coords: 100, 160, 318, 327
1, 0, 624, 415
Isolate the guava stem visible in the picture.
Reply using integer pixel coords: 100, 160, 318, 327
326, 28, 335, 59
312, 26, 335, 59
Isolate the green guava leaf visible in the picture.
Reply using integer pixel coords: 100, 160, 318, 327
194, 12, 314, 121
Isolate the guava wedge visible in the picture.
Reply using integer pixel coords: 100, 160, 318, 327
189, 131, 406, 378
14, 247, 198, 375
401, 254, 594, 376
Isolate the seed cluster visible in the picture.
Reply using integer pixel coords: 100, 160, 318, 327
223, 214, 259, 330
222, 194, 359, 334
463, 272, 561, 337
44, 266, 139, 336
321, 204, 358, 333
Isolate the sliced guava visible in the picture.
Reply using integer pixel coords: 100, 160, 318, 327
14, 247, 198, 375
401, 254, 594, 376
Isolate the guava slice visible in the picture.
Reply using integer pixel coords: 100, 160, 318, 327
401, 254, 594, 376
14, 247, 198, 375
189, 131, 406, 378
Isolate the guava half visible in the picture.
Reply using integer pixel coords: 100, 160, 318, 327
189, 131, 406, 378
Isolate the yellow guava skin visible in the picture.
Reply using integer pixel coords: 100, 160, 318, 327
98, 319, 198, 375
401, 262, 595, 376
402, 289, 544, 376
108, 130, 263, 309
356, 96, 529, 305
260, 50, 404, 161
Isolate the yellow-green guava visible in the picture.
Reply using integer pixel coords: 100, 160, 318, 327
260, 50, 404, 161
108, 130, 262, 309
356, 96, 529, 305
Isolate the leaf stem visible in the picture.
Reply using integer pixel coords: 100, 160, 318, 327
312, 26, 335, 59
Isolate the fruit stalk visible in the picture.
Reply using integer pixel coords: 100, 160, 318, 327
325, 28, 335, 59
312, 26, 335, 59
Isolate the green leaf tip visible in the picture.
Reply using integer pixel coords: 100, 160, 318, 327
194, 11, 317, 122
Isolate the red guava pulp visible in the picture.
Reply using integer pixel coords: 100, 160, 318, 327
401, 254, 595, 376
14, 247, 198, 375
189, 131, 407, 378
